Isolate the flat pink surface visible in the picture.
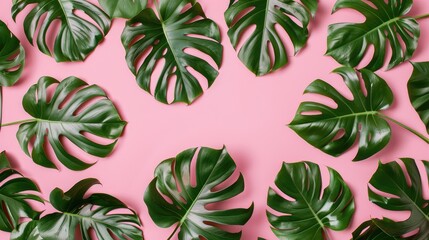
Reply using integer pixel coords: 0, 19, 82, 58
1, 0, 429, 239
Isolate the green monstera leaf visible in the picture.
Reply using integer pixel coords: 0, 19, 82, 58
368, 159, 429, 239
12, 0, 111, 62
352, 220, 397, 240
11, 221, 42, 240
267, 161, 355, 240
144, 146, 254, 240
122, 0, 223, 104
225, 0, 318, 76
0, 20, 25, 87
99, 0, 147, 19
289, 67, 395, 160
0, 151, 43, 233
326, 0, 420, 71
408, 62, 429, 134
16, 76, 126, 171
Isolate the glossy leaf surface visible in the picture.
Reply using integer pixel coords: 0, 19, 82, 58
289, 67, 393, 160
17, 76, 126, 171
0, 20, 25, 87
267, 161, 355, 240
408, 62, 429, 134
352, 220, 397, 240
99, 0, 147, 19
144, 147, 254, 240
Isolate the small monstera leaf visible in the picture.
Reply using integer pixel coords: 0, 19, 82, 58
99, 0, 147, 19
144, 147, 254, 240
326, 0, 419, 71
0, 20, 25, 87
368, 158, 429, 239
289, 67, 394, 161
408, 62, 429, 134
33, 178, 143, 240
122, 0, 223, 104
12, 0, 111, 62
225, 0, 318, 76
352, 220, 397, 240
0, 151, 43, 232
17, 76, 126, 171
267, 161, 355, 240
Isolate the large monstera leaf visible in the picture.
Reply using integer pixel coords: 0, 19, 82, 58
12, 0, 111, 62
17, 76, 126, 171
0, 20, 25, 87
144, 147, 254, 240
408, 62, 429, 134
326, 0, 420, 71
225, 0, 318, 76
267, 161, 355, 240
289, 67, 394, 161
368, 159, 429, 239
98, 0, 147, 19
122, 0, 223, 104
0, 151, 43, 233
352, 220, 397, 240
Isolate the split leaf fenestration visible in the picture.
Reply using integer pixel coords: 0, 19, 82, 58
368, 158, 429, 239
12, 0, 111, 62
326, 0, 420, 71
267, 161, 355, 240
99, 0, 147, 19
352, 220, 397, 240
16, 76, 126, 171
0, 151, 43, 233
0, 20, 25, 87
122, 0, 223, 104
225, 0, 318, 76
408, 62, 429, 134
144, 146, 254, 240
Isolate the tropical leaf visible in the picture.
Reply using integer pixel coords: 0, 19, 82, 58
122, 0, 223, 104
408, 62, 429, 134
12, 0, 111, 62
0, 151, 43, 232
289, 67, 394, 161
368, 158, 429, 239
267, 161, 355, 240
0, 20, 25, 87
17, 76, 126, 171
99, 0, 147, 19
225, 0, 318, 76
32, 178, 143, 240
144, 146, 254, 240
326, 0, 419, 71
352, 220, 397, 240
10, 221, 42, 240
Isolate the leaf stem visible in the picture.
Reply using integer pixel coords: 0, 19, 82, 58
166, 224, 180, 240
414, 13, 429, 20
1, 119, 35, 127
379, 114, 429, 144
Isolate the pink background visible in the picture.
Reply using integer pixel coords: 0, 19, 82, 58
1, 0, 429, 239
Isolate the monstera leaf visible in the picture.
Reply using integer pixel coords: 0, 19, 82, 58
408, 62, 429, 134
0, 151, 43, 232
144, 147, 254, 240
122, 0, 223, 104
225, 0, 318, 76
20, 178, 143, 240
267, 161, 355, 240
99, 0, 147, 19
289, 67, 396, 160
12, 0, 111, 62
0, 20, 25, 87
326, 0, 420, 71
352, 220, 397, 240
11, 221, 42, 240
16, 76, 126, 171
368, 158, 429, 239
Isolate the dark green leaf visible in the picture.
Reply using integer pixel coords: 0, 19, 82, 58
326, 0, 419, 71
10, 221, 42, 240
0, 151, 43, 232
99, 0, 147, 19
408, 62, 429, 134
0, 20, 25, 87
225, 0, 317, 76
144, 146, 253, 240
352, 220, 397, 240
267, 161, 355, 240
369, 158, 429, 239
289, 67, 393, 161
38, 178, 143, 240
122, 0, 223, 104
17, 76, 126, 171
12, 0, 111, 62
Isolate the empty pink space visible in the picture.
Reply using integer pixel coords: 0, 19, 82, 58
1, 0, 429, 239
